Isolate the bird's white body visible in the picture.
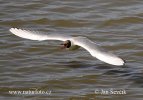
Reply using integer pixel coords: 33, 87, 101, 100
9, 28, 125, 66
67, 45, 80, 50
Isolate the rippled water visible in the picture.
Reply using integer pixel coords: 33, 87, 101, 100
0, 0, 143, 100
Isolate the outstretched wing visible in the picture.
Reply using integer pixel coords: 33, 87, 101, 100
9, 28, 72, 41
71, 36, 125, 66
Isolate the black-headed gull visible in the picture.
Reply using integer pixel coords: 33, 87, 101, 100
9, 28, 125, 66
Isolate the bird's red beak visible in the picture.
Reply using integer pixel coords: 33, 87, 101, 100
60, 43, 66, 49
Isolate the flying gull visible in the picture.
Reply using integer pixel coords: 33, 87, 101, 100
9, 28, 125, 66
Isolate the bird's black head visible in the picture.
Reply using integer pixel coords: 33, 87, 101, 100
61, 40, 71, 48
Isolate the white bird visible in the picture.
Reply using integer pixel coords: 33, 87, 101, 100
9, 28, 125, 66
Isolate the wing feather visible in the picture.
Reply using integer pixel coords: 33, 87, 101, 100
9, 28, 72, 41
71, 36, 125, 66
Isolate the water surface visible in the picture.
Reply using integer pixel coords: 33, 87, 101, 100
0, 0, 143, 100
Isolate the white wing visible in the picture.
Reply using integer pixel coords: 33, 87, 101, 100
71, 36, 125, 66
9, 28, 72, 41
